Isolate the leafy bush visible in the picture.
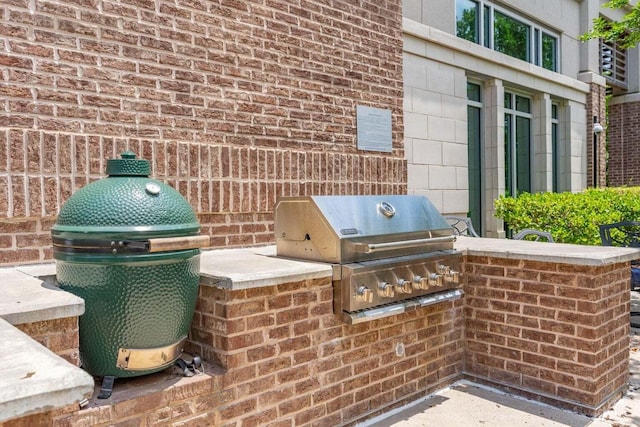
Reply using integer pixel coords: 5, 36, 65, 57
493, 187, 640, 245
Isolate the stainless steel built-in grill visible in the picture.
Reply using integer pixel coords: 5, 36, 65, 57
274, 195, 463, 323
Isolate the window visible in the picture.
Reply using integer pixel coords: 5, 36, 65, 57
504, 92, 532, 197
494, 11, 529, 61
456, 0, 479, 43
541, 33, 557, 71
455, 0, 559, 72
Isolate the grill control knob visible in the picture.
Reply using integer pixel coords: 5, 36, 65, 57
396, 279, 412, 294
356, 286, 374, 303
428, 273, 444, 287
379, 281, 395, 298
413, 275, 429, 290
446, 269, 461, 283
438, 264, 460, 283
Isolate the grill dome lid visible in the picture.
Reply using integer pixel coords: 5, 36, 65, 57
52, 151, 200, 240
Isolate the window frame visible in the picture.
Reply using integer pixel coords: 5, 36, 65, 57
551, 103, 560, 192
467, 81, 484, 234
455, 0, 560, 72
504, 90, 533, 197
493, 10, 530, 62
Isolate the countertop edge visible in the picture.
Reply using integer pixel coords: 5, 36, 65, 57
454, 236, 640, 266
0, 318, 94, 424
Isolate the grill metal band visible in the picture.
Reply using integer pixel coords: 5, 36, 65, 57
116, 337, 186, 371
53, 235, 210, 254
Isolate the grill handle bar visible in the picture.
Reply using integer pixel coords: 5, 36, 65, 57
342, 289, 464, 324
354, 236, 455, 254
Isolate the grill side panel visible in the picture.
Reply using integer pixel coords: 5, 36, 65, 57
274, 197, 341, 263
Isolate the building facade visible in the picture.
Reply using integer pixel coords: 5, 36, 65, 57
0, 0, 405, 266
403, 0, 631, 236
0, 1, 636, 266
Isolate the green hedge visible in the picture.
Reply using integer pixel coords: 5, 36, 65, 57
493, 187, 640, 245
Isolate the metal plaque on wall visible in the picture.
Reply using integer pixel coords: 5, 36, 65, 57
356, 105, 392, 152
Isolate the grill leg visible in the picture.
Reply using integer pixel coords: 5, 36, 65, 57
97, 376, 115, 399
632, 312, 640, 329
175, 355, 202, 377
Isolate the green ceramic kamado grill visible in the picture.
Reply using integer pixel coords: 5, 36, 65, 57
52, 151, 208, 398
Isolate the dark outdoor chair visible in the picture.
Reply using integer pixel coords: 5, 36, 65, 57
512, 229, 554, 242
445, 216, 480, 237
599, 220, 640, 290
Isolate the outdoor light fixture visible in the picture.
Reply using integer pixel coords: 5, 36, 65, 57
593, 122, 604, 134
593, 117, 603, 187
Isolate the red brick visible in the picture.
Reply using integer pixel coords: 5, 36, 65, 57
257, 386, 295, 407
540, 344, 577, 361
257, 356, 292, 376
278, 395, 311, 416
246, 344, 277, 362
219, 398, 258, 420
539, 296, 577, 311
221, 331, 264, 351
225, 300, 266, 318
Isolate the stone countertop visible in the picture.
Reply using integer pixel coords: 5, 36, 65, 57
454, 235, 640, 266
0, 264, 84, 325
199, 240, 640, 290
0, 317, 94, 423
199, 245, 332, 289
0, 264, 89, 424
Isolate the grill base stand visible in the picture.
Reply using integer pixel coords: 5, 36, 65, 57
97, 376, 115, 399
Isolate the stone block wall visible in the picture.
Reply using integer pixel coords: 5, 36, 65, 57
464, 255, 630, 415
0, 0, 405, 267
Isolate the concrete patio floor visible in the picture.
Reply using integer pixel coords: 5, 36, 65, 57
359, 291, 640, 427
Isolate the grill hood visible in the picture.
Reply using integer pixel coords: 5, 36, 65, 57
274, 195, 455, 264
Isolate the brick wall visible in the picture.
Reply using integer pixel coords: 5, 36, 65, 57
14, 316, 80, 367
608, 100, 640, 187
0, 0, 405, 266
52, 276, 465, 426
464, 255, 630, 415
3, 251, 632, 425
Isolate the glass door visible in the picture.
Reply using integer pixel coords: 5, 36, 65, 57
467, 82, 483, 234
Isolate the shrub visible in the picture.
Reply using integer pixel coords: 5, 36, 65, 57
493, 187, 640, 245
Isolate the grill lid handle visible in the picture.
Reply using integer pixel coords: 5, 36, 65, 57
353, 236, 455, 254
146, 235, 210, 252
53, 235, 210, 254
